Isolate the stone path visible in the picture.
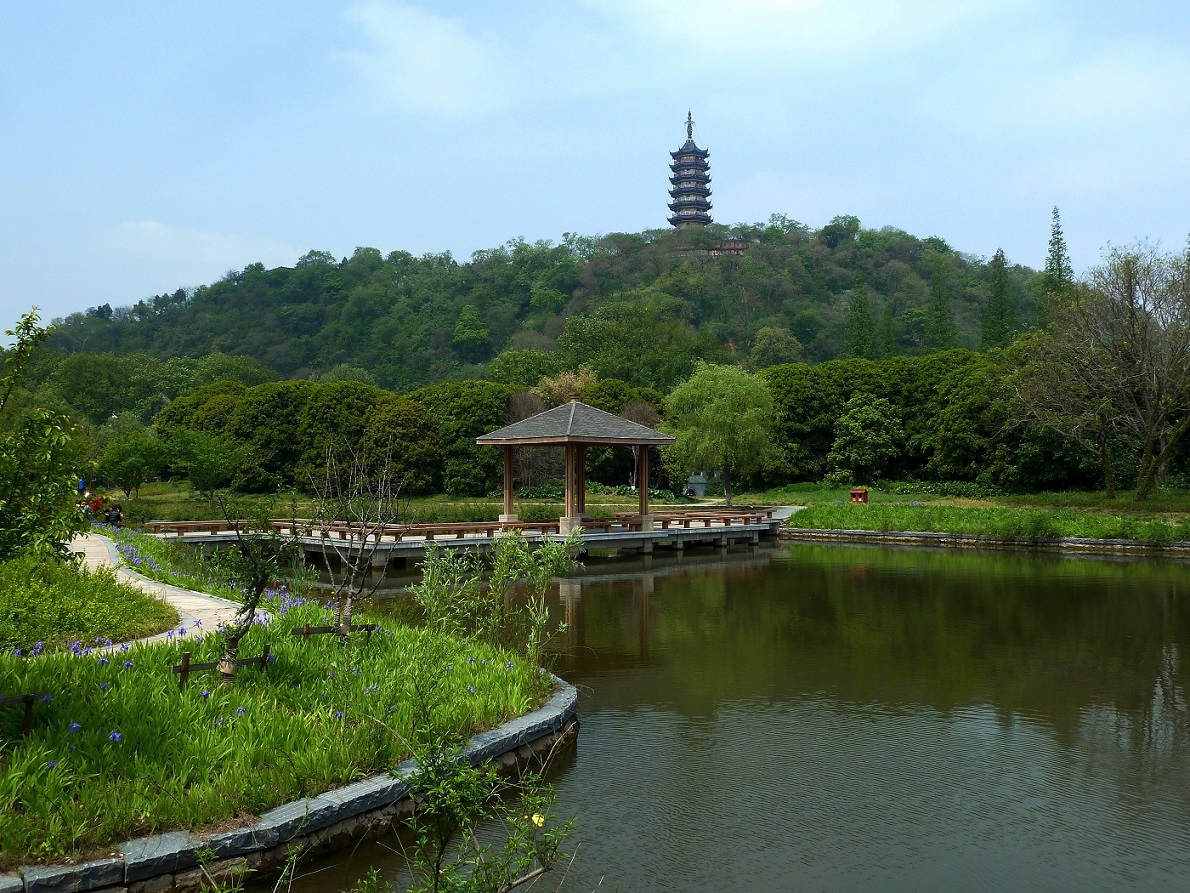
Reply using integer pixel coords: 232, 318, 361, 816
71, 532, 242, 645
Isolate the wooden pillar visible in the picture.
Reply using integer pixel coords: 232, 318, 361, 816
637, 445, 653, 530
637, 446, 649, 516
576, 445, 587, 514
501, 445, 516, 521
562, 443, 579, 531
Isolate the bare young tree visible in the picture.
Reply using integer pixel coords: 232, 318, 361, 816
213, 497, 301, 683
310, 438, 404, 637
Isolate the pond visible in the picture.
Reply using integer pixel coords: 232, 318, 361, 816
288, 542, 1190, 892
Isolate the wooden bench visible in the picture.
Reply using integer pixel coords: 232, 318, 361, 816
146, 520, 234, 536
616, 510, 772, 530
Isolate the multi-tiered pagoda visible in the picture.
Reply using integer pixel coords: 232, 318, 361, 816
668, 111, 712, 228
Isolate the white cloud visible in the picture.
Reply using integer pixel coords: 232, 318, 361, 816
581, 0, 1008, 67
342, 1, 515, 116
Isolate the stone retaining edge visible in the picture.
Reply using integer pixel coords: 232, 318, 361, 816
8, 679, 579, 893
781, 526, 1190, 557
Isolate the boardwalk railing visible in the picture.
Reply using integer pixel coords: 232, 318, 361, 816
145, 510, 776, 543
145, 518, 565, 541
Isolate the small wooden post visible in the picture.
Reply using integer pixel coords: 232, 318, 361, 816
178, 652, 191, 691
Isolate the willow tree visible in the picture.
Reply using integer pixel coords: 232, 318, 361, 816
663, 363, 775, 506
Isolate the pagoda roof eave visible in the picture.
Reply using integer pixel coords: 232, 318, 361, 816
478, 400, 675, 447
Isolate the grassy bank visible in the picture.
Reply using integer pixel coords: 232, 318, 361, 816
0, 555, 178, 654
788, 502, 1190, 544
0, 596, 546, 869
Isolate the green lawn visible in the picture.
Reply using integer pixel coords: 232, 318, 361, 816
734, 482, 1190, 544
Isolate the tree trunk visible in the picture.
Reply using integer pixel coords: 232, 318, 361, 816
218, 638, 241, 685
723, 461, 733, 508
1138, 414, 1190, 500
1098, 421, 1115, 500
1136, 436, 1158, 500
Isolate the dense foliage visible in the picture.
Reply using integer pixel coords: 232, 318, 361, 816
18, 221, 1188, 501
0, 312, 88, 561
44, 220, 1040, 392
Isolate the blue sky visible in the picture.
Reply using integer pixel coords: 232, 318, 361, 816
2, 0, 1188, 325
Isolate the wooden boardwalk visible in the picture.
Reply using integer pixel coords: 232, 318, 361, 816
145, 509, 785, 563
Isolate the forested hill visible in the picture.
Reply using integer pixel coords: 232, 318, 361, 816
48, 216, 1041, 393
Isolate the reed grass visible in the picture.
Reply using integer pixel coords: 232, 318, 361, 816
0, 555, 178, 654
0, 596, 547, 869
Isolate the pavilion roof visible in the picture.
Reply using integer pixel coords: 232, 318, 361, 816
477, 399, 675, 447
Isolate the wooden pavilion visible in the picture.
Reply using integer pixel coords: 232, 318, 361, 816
477, 399, 676, 533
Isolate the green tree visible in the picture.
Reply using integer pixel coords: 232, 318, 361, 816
663, 363, 775, 506
824, 394, 904, 485
98, 431, 163, 498
487, 349, 565, 388
296, 381, 392, 485
224, 380, 313, 491
557, 290, 718, 390
749, 326, 803, 369
409, 380, 513, 496
0, 311, 88, 560
879, 302, 897, 357
452, 305, 491, 360
843, 277, 876, 359
981, 248, 1016, 348
363, 397, 442, 495
924, 256, 958, 351
170, 429, 241, 501
1039, 206, 1073, 329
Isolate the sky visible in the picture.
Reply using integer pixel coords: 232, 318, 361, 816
2, 0, 1188, 327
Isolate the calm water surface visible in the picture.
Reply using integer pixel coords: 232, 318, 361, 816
293, 543, 1190, 892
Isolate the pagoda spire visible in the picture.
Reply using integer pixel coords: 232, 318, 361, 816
669, 111, 712, 228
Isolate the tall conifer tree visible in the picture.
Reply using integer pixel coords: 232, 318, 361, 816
1039, 206, 1073, 329
924, 256, 958, 352
879, 302, 897, 358
981, 248, 1016, 348
843, 276, 876, 359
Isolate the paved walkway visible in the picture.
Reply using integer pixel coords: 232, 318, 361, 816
71, 532, 242, 645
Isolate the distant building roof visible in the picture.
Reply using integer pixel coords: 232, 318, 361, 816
477, 399, 675, 447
